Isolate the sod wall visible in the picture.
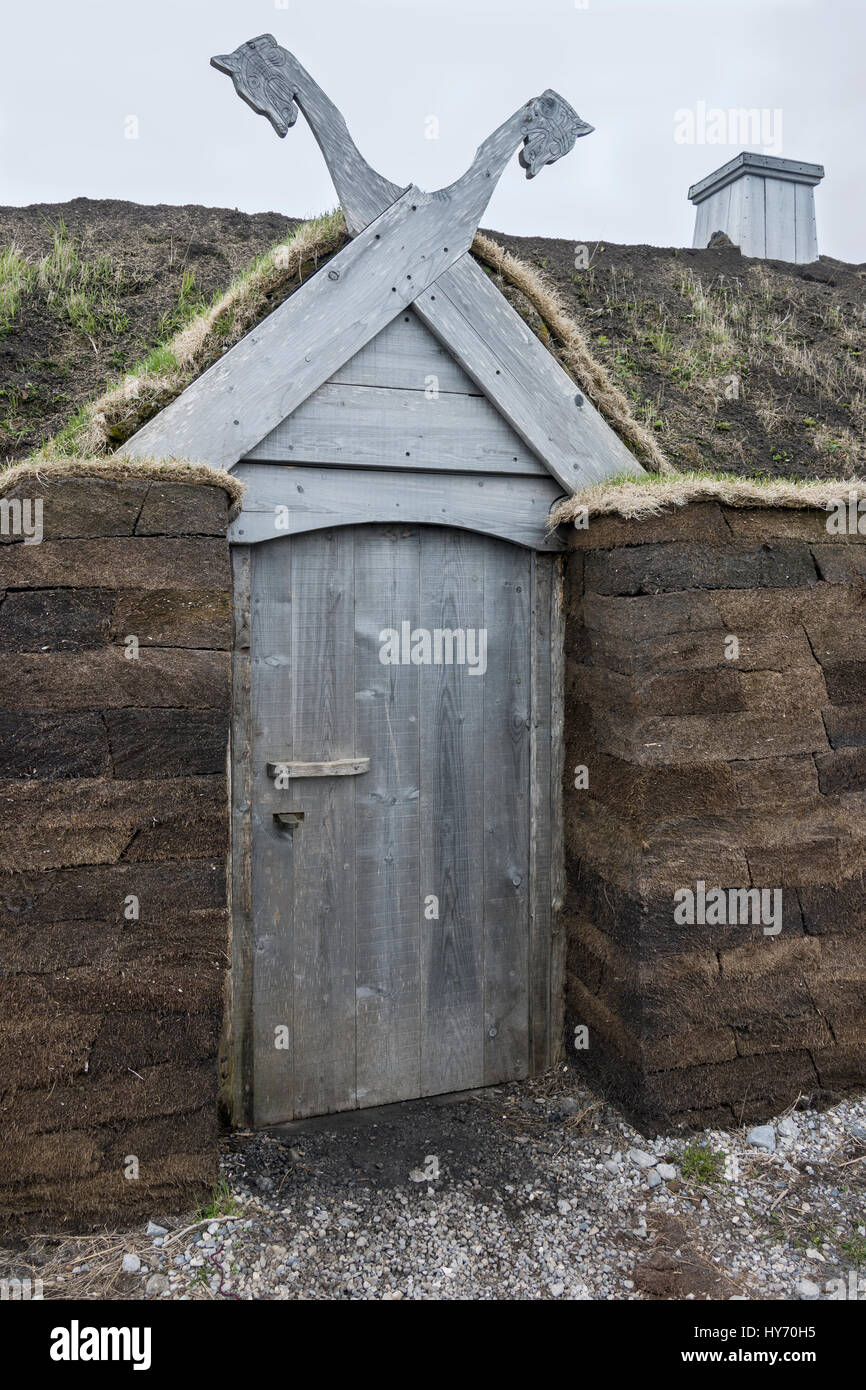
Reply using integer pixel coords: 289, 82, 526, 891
0, 475, 232, 1231
564, 501, 866, 1129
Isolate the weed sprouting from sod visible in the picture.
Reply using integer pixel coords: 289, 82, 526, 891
196, 1177, 241, 1220
681, 1142, 726, 1185
0, 244, 33, 335
0, 221, 129, 350
841, 1231, 866, 1266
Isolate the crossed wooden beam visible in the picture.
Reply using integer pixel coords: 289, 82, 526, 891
124, 35, 641, 490
211, 33, 593, 237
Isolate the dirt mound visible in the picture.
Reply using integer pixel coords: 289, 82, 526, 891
1, 198, 864, 479
0, 198, 296, 460
490, 231, 866, 480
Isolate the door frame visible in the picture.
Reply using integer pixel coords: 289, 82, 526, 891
219, 528, 564, 1128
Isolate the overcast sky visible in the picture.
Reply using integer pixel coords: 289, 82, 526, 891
1, 0, 863, 262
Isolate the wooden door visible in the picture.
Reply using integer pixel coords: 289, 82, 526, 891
236, 524, 557, 1125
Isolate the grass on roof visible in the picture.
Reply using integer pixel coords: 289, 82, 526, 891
7, 206, 862, 521
30, 208, 347, 462
0, 220, 130, 349
562, 251, 866, 477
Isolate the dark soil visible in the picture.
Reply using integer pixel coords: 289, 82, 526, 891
489, 230, 866, 479
0, 198, 297, 460
228, 1087, 553, 1209
1, 197, 864, 478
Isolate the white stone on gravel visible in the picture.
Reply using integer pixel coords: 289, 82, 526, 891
121, 1253, 141, 1274
628, 1148, 657, 1168
50, 1085, 866, 1303
145, 1274, 168, 1295
747, 1125, 776, 1152
409, 1156, 440, 1182
146, 1222, 168, 1237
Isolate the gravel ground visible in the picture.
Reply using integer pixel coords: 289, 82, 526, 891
4, 1069, 866, 1301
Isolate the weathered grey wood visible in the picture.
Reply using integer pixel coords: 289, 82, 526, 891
688, 151, 825, 202
548, 558, 566, 1062
266, 757, 370, 779
437, 91, 593, 236
288, 529, 357, 1117
354, 526, 422, 1106
123, 189, 476, 470
764, 176, 795, 261
482, 540, 531, 1084
419, 528, 485, 1095
741, 175, 764, 258
330, 311, 478, 393
231, 464, 565, 552
795, 180, 818, 264
225, 545, 253, 1125
528, 553, 554, 1071
241, 524, 556, 1123
211, 35, 403, 236
143, 37, 643, 494
413, 253, 642, 490
689, 153, 824, 263
243, 380, 548, 474
249, 540, 296, 1127
213, 37, 591, 236
725, 174, 745, 252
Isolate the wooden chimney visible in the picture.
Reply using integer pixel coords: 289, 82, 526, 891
689, 151, 824, 264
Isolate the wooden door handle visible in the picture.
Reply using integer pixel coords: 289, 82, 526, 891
266, 757, 371, 779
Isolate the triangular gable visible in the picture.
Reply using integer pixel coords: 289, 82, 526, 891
243, 310, 549, 476
121, 199, 642, 492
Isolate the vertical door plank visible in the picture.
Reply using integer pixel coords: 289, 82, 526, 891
353, 526, 423, 1106
529, 554, 553, 1072
290, 529, 358, 1117
419, 529, 486, 1094
249, 540, 297, 1126
548, 558, 567, 1064
226, 546, 253, 1126
482, 540, 532, 1083
245, 524, 554, 1123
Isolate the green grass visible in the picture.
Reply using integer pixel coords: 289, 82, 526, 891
0, 222, 129, 347
840, 1231, 866, 1266
156, 268, 208, 340
195, 1177, 240, 1221
136, 345, 180, 376
681, 1141, 726, 1185
0, 244, 34, 334
39, 223, 128, 345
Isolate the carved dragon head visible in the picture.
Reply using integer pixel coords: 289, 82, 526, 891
518, 90, 594, 178
211, 34, 298, 138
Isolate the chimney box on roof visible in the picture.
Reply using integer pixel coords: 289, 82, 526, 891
688, 151, 824, 264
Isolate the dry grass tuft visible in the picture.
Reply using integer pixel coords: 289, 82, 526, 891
552, 470, 866, 523
0, 1210, 257, 1301
0, 455, 244, 515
